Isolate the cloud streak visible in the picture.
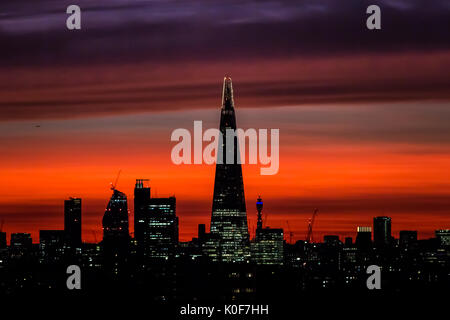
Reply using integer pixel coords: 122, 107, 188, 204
0, 1, 449, 121
1, 51, 449, 121
1, 0, 449, 65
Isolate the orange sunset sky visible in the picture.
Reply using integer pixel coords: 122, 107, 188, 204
1, 0, 450, 243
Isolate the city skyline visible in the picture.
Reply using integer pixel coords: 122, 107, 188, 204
1, 0, 450, 244
1, 106, 450, 243
1, 78, 448, 301
3, 191, 448, 246
2, 78, 448, 245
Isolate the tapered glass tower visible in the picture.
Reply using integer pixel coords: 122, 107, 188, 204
210, 76, 249, 263
102, 188, 129, 275
102, 189, 129, 243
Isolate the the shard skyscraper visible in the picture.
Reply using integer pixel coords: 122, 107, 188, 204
210, 76, 250, 263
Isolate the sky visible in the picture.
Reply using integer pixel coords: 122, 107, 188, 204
0, 0, 449, 243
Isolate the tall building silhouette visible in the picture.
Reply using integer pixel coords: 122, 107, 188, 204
39, 230, 66, 264
0, 232, 6, 249
146, 196, 178, 260
198, 224, 206, 243
134, 178, 151, 248
435, 229, 450, 246
355, 226, 372, 250
399, 230, 417, 249
210, 76, 249, 263
64, 197, 81, 247
134, 179, 178, 260
102, 188, 129, 275
10, 233, 32, 258
102, 189, 129, 244
373, 216, 391, 247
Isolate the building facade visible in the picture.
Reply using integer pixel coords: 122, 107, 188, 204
251, 228, 284, 265
0, 232, 6, 249
250, 197, 284, 265
399, 230, 417, 248
435, 229, 450, 246
39, 230, 66, 264
64, 197, 82, 248
134, 178, 151, 248
134, 179, 178, 260
355, 226, 372, 250
102, 188, 129, 275
373, 216, 391, 247
10, 233, 32, 258
145, 197, 178, 260
210, 76, 250, 263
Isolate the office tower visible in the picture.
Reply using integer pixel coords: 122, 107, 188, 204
133, 179, 178, 260
146, 196, 178, 260
11, 233, 32, 248
399, 230, 417, 248
344, 237, 353, 246
103, 189, 129, 243
373, 216, 391, 247
251, 228, 284, 265
342, 247, 358, 264
355, 227, 372, 249
198, 224, 206, 244
64, 197, 82, 247
39, 230, 66, 264
10, 233, 32, 257
80, 243, 102, 270
202, 233, 221, 261
324, 235, 341, 246
134, 178, 151, 246
435, 229, 450, 246
251, 197, 284, 265
210, 76, 250, 263
102, 188, 129, 274
0, 232, 6, 249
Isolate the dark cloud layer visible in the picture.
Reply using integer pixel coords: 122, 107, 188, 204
0, 1, 449, 121
0, 0, 449, 66
1, 52, 449, 121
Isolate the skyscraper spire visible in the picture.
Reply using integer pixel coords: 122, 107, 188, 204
222, 76, 234, 110
210, 76, 249, 263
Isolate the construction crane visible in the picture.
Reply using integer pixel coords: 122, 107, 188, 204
306, 208, 318, 243
285, 220, 294, 244
110, 169, 122, 191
